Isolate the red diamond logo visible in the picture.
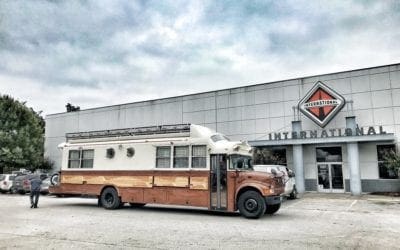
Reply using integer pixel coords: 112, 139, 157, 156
298, 81, 345, 127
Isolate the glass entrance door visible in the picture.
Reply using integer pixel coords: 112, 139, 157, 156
316, 147, 344, 193
330, 164, 344, 192
317, 163, 344, 193
317, 164, 330, 192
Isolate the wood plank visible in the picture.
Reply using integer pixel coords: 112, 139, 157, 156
190, 176, 208, 190
84, 176, 106, 185
154, 176, 189, 187
62, 175, 83, 184
108, 176, 153, 188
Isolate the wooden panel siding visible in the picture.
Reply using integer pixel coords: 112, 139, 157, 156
154, 176, 189, 187
189, 176, 208, 190
61, 175, 84, 184
51, 170, 212, 208
60, 170, 209, 177
62, 175, 153, 188
83, 176, 105, 185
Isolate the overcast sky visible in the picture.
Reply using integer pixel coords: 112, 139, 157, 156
0, 0, 399, 116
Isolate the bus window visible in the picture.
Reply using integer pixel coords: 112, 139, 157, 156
230, 155, 253, 170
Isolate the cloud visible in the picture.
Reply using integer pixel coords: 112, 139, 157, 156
0, 0, 399, 115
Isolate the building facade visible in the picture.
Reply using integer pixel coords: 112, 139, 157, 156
45, 63, 400, 194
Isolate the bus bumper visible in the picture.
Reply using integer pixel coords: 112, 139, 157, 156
265, 195, 282, 205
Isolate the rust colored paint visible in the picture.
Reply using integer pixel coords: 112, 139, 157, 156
119, 188, 144, 203
226, 172, 238, 212
234, 171, 284, 201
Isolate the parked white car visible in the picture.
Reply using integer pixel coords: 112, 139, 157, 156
0, 174, 17, 193
253, 165, 297, 199
40, 177, 51, 194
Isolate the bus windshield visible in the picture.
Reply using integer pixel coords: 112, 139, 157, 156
230, 155, 253, 170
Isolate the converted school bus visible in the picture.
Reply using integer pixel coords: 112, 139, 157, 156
50, 124, 284, 218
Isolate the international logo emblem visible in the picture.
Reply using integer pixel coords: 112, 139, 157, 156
298, 81, 345, 127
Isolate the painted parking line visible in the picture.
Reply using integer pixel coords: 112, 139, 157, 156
346, 200, 357, 211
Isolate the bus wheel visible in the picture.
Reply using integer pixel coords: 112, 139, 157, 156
129, 203, 146, 208
265, 203, 281, 215
100, 187, 121, 209
50, 173, 59, 186
238, 190, 266, 219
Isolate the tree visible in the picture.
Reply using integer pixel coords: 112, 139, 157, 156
0, 95, 49, 173
382, 150, 400, 179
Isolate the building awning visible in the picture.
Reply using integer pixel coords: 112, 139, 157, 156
249, 133, 395, 147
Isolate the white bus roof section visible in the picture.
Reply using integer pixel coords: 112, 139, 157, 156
66, 123, 191, 142
190, 124, 214, 138
58, 124, 252, 157
65, 124, 218, 143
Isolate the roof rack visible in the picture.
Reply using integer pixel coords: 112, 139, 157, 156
66, 124, 191, 141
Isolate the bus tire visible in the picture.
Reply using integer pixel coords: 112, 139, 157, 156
265, 203, 281, 215
238, 190, 266, 219
100, 187, 121, 209
129, 203, 146, 208
50, 173, 60, 186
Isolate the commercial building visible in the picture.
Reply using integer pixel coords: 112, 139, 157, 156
45, 63, 400, 194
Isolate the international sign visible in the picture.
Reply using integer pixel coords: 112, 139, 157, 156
298, 81, 345, 127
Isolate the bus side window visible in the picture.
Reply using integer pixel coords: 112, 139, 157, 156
156, 146, 171, 168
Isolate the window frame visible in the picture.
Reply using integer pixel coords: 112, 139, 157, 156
81, 149, 95, 168
155, 145, 208, 169
68, 150, 81, 168
377, 144, 398, 179
229, 154, 253, 170
253, 146, 287, 166
173, 146, 189, 168
156, 146, 172, 168
191, 145, 207, 169
316, 146, 343, 163
68, 149, 94, 169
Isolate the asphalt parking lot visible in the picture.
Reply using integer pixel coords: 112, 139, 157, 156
0, 193, 399, 249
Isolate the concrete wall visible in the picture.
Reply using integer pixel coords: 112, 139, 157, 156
305, 179, 400, 193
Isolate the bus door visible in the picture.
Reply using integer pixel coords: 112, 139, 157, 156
210, 154, 227, 210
